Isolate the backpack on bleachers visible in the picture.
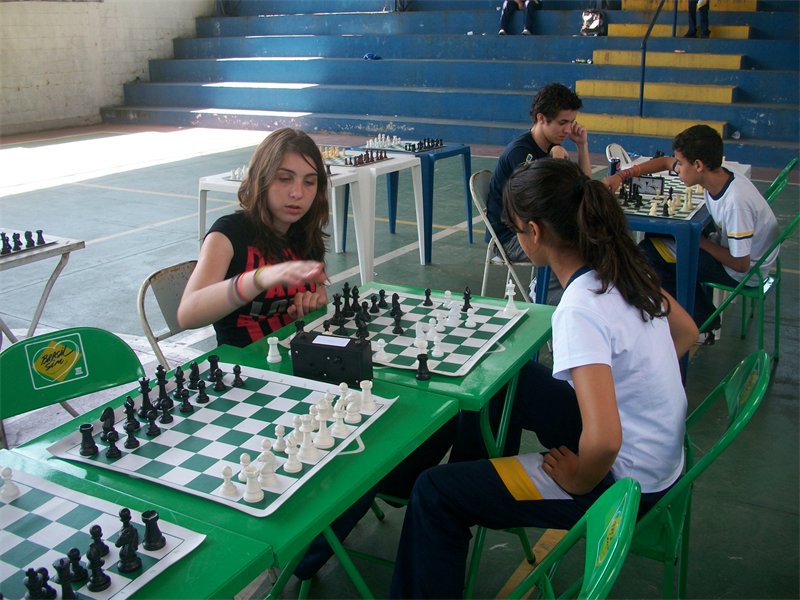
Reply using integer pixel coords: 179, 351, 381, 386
580, 8, 607, 36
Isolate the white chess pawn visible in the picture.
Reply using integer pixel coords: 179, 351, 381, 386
1, 467, 20, 500
415, 338, 428, 356
345, 401, 362, 424
375, 338, 389, 361
243, 466, 264, 503
443, 290, 452, 307
283, 441, 302, 473
331, 403, 350, 436
338, 382, 351, 406
238, 453, 252, 482
360, 380, 375, 412
434, 311, 446, 333
221, 465, 238, 497
414, 321, 426, 344
267, 337, 281, 363
258, 459, 278, 487
258, 438, 277, 471
431, 335, 444, 358
273, 424, 287, 453
309, 405, 320, 431
465, 308, 477, 328
427, 318, 437, 341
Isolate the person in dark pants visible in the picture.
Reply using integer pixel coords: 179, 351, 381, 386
498, 0, 541, 35
390, 159, 698, 598
684, 0, 711, 38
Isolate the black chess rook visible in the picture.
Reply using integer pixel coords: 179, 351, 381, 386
142, 509, 167, 551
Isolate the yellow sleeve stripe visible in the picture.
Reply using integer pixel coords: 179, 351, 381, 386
650, 237, 677, 264
728, 229, 755, 240
490, 457, 544, 501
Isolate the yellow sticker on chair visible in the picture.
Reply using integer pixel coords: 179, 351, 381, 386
25, 333, 89, 389
596, 512, 622, 566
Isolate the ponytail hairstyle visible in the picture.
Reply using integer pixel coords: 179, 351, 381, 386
238, 128, 329, 263
502, 158, 668, 321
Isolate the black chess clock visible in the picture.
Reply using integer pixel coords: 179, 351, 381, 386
631, 175, 665, 196
290, 331, 373, 388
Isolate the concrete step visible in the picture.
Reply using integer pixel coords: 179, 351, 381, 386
576, 79, 736, 103
579, 113, 726, 137
593, 49, 743, 69
608, 23, 751, 39
622, 0, 757, 11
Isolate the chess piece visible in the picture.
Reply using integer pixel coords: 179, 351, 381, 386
53, 557, 78, 600
38, 567, 57, 599
79, 423, 99, 456
273, 424, 287, 452
105, 430, 122, 459
238, 453, 252, 482
423, 288, 433, 306
258, 459, 278, 487
158, 397, 174, 424
100, 406, 115, 442
138, 376, 156, 418
415, 353, 432, 381
232, 364, 245, 387
345, 401, 362, 425
283, 441, 302, 473
124, 420, 140, 449
461, 287, 473, 312
369, 294, 380, 313
196, 380, 210, 403
359, 380, 375, 412
67, 548, 88, 583
89, 524, 109, 557
377, 289, 388, 308
23, 567, 44, 600
213, 368, 226, 392
85, 544, 111, 592
242, 466, 264, 503
115, 509, 142, 573
188, 361, 200, 389
432, 335, 444, 358
503, 280, 517, 316
145, 409, 161, 437
374, 338, 389, 361
464, 308, 477, 328
1, 466, 20, 499
207, 355, 220, 382
142, 509, 166, 551
298, 414, 321, 461
221, 465, 238, 496
178, 391, 194, 414
392, 313, 404, 335
123, 396, 140, 431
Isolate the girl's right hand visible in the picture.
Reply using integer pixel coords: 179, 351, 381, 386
255, 261, 327, 291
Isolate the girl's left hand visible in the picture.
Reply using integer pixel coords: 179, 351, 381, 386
542, 445, 581, 493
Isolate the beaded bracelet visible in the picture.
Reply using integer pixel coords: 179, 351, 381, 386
253, 266, 267, 292
230, 273, 246, 305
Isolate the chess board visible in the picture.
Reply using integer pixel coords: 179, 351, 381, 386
322, 149, 390, 168
48, 362, 395, 518
0, 230, 56, 259
0, 469, 204, 600
293, 288, 526, 377
358, 136, 445, 154
619, 174, 705, 221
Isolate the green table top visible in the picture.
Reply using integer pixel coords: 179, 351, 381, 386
245, 283, 555, 412
13, 344, 458, 576
0, 449, 273, 600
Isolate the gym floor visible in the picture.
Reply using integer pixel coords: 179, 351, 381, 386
1, 125, 797, 599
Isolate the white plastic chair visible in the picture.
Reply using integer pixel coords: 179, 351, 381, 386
470, 170, 534, 302
137, 260, 197, 370
606, 142, 633, 167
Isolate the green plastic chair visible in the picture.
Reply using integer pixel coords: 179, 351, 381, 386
0, 327, 144, 447
763, 156, 797, 205
505, 478, 642, 600
701, 211, 799, 364
629, 349, 771, 598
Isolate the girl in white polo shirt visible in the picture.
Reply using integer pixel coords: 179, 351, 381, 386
390, 158, 699, 598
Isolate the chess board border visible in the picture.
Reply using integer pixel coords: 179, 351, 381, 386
48, 362, 396, 518
0, 469, 204, 600
294, 287, 527, 377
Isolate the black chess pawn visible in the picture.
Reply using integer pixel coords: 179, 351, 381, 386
79, 423, 99, 457
195, 380, 209, 403
378, 289, 388, 308
294, 320, 305, 334
392, 313, 404, 335
85, 544, 111, 592
53, 557, 78, 600
124, 420, 140, 449
159, 397, 174, 424
67, 547, 88, 583
123, 396, 140, 431
105, 430, 122, 459
322, 319, 332, 333
38, 567, 57, 599
89, 524, 109, 557
178, 392, 193, 414
36, 229, 46, 246
369, 295, 380, 314
187, 361, 200, 390
423, 288, 433, 306
415, 353, 432, 381
142, 509, 166, 551
145, 409, 161, 437
232, 365, 245, 388
351, 285, 360, 306
207, 355, 220, 382
213, 368, 227, 392
100, 406, 115, 442
359, 301, 371, 322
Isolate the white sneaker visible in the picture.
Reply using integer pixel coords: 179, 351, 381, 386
522, 29, 531, 35
498, 29, 507, 35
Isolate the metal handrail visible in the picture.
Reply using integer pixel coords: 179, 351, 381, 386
638, 0, 679, 117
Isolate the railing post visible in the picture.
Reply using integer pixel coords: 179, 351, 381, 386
639, 0, 668, 117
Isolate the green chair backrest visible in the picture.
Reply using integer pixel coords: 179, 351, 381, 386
0, 327, 144, 420
631, 350, 771, 571
507, 478, 642, 600
700, 211, 799, 333
764, 156, 798, 205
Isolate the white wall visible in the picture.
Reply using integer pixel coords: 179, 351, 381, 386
0, 0, 214, 135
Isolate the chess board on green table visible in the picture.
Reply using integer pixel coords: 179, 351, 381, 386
48, 362, 395, 518
0, 469, 204, 600
295, 287, 526, 377
619, 174, 705, 221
